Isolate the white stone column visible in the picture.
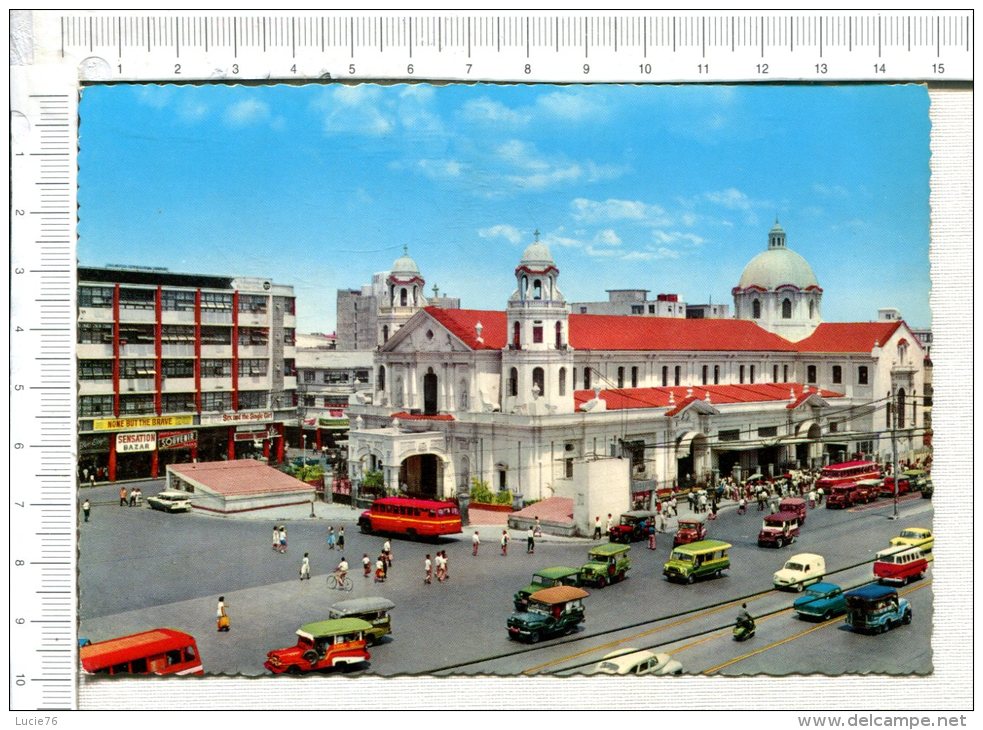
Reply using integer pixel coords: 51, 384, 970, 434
408, 364, 419, 410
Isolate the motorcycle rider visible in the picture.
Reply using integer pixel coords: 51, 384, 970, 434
736, 603, 755, 633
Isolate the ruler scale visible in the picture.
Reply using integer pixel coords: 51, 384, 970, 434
7, 9, 973, 711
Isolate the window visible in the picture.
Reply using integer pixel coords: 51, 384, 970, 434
896, 389, 906, 428
162, 360, 194, 378
752, 299, 761, 319
238, 360, 268, 377
283, 297, 296, 315
117, 288, 155, 310
858, 366, 869, 385
512, 322, 521, 348
533, 325, 543, 344
758, 426, 778, 438
718, 429, 740, 442
583, 368, 591, 390
532, 367, 545, 396
617, 367, 625, 388
78, 360, 113, 380
808, 300, 815, 318
832, 365, 843, 384
201, 392, 232, 412
713, 365, 720, 385
200, 359, 232, 378
162, 393, 196, 413
200, 327, 232, 345
283, 359, 296, 377
459, 379, 469, 409
78, 286, 114, 308
119, 395, 154, 414
701, 365, 708, 385
79, 395, 113, 417
120, 359, 156, 379
631, 305, 643, 314
162, 289, 196, 312
559, 368, 567, 396
661, 366, 668, 387
238, 328, 269, 346
749, 365, 755, 384
508, 368, 518, 397
304, 371, 315, 384
160, 325, 194, 343
631, 366, 638, 388
565, 458, 574, 479
739, 365, 745, 384
323, 371, 349, 384
579, 306, 587, 314
238, 294, 267, 314
377, 366, 386, 391
783, 364, 789, 383
782, 298, 792, 319
239, 391, 268, 410
648, 305, 655, 314
118, 323, 154, 345
533, 279, 542, 300
78, 322, 113, 344
283, 329, 295, 346
354, 370, 369, 383
201, 292, 232, 311
400, 289, 408, 306
807, 365, 817, 383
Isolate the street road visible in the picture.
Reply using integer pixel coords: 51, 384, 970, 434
78, 482, 933, 677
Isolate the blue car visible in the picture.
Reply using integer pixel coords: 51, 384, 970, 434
844, 584, 912, 634
793, 581, 847, 621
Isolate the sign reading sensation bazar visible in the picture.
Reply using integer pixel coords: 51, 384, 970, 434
116, 432, 156, 453
200, 410, 274, 426
157, 430, 198, 451
93, 415, 193, 431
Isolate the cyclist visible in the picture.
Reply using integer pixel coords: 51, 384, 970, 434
334, 557, 349, 587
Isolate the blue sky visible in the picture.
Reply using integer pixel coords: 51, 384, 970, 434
78, 83, 931, 332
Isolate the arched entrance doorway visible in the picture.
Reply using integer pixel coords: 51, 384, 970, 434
795, 421, 823, 469
399, 454, 444, 498
423, 369, 438, 415
676, 432, 709, 488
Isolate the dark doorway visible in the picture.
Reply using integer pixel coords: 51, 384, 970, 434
423, 370, 438, 414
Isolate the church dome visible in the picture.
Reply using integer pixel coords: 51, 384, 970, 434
390, 246, 421, 277
519, 241, 554, 268
737, 222, 818, 290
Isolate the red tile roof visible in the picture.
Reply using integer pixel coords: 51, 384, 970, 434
573, 383, 843, 412
795, 321, 903, 353
168, 460, 312, 496
425, 307, 796, 352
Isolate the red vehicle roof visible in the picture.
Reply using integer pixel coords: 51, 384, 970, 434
370, 496, 458, 509
822, 460, 878, 472
80, 629, 196, 671
795, 321, 903, 353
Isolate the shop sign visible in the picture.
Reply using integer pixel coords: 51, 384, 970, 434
79, 434, 110, 453
94, 415, 193, 431
200, 410, 274, 426
234, 426, 279, 442
318, 417, 350, 428
116, 432, 156, 453
158, 430, 198, 451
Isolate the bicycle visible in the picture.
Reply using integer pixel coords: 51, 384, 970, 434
326, 572, 353, 592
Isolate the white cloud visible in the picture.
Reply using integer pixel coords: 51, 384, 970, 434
593, 229, 622, 246
705, 187, 754, 210
652, 230, 704, 246
622, 247, 681, 261
571, 197, 656, 223
135, 86, 173, 109
585, 245, 621, 258
177, 99, 208, 123
224, 99, 270, 127
535, 91, 606, 121
315, 86, 394, 135
812, 183, 849, 198
417, 159, 465, 179
461, 98, 529, 126
508, 165, 582, 190
478, 225, 523, 244
541, 231, 582, 248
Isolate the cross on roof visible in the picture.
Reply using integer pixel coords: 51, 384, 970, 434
534, 229, 540, 242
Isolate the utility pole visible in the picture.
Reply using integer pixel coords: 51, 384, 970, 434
890, 389, 900, 520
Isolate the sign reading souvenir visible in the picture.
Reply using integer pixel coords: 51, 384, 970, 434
93, 415, 194, 431
200, 410, 274, 426
157, 430, 198, 451
116, 432, 156, 453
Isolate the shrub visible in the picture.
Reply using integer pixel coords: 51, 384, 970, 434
495, 489, 514, 506
469, 478, 495, 504
362, 470, 384, 490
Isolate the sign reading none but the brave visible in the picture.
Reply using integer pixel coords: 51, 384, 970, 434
157, 430, 198, 451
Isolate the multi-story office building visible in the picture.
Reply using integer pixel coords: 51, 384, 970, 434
77, 266, 297, 482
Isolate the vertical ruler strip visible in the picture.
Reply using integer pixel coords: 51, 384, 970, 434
10, 66, 78, 711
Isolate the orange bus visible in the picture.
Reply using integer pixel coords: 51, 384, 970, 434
80, 628, 204, 676
815, 460, 881, 492
358, 496, 462, 538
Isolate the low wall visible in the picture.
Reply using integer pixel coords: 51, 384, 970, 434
192, 489, 316, 515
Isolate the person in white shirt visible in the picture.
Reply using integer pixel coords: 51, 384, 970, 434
472, 530, 481, 556
300, 553, 311, 581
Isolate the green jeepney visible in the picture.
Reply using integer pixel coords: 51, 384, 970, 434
663, 540, 732, 584
580, 543, 631, 587
513, 566, 582, 611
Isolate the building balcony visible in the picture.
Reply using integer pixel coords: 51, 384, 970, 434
238, 313, 269, 328
201, 344, 233, 358
77, 343, 113, 359
119, 377, 156, 394
78, 380, 114, 396
238, 375, 271, 389
237, 344, 269, 358
201, 377, 232, 391
162, 377, 196, 393
162, 310, 196, 325
117, 308, 156, 324
77, 307, 114, 323
161, 343, 195, 357
118, 343, 155, 357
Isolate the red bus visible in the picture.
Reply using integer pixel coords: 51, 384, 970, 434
816, 460, 881, 492
80, 628, 204, 676
358, 496, 462, 538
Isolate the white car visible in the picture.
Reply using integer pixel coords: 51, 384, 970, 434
592, 648, 683, 676
146, 490, 192, 513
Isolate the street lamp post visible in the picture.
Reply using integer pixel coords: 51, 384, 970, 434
890, 389, 900, 521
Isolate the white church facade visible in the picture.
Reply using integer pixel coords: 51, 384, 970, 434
345, 226, 927, 531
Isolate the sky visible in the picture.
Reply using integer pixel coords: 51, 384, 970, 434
77, 82, 931, 332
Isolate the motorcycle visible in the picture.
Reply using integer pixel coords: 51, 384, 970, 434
733, 617, 756, 642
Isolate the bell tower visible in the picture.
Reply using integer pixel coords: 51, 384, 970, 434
501, 232, 574, 415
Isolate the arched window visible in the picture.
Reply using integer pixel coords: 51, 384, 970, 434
749, 365, 755, 384
808, 300, 815, 319
512, 321, 521, 348
559, 367, 567, 396
897, 388, 906, 428
617, 367, 625, 388
832, 365, 842, 384
773, 364, 779, 382
783, 364, 789, 382
674, 366, 681, 386
412, 286, 418, 305
459, 379, 469, 410
713, 365, 720, 385
382, 325, 389, 343
532, 367, 545, 396
533, 279, 542, 300
583, 368, 591, 390
782, 298, 792, 319
701, 365, 708, 385
521, 275, 528, 300
400, 288, 408, 306
555, 321, 563, 349
631, 366, 638, 387
661, 366, 668, 387
897, 341, 909, 364
752, 299, 761, 319
739, 365, 745, 384
377, 365, 386, 391
508, 368, 518, 397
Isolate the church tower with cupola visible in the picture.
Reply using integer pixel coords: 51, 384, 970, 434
501, 233, 575, 415
732, 221, 823, 342
377, 246, 428, 348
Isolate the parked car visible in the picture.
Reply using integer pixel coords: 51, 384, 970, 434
663, 540, 731, 584
851, 479, 883, 504
825, 484, 857, 509
608, 510, 655, 543
327, 597, 395, 645
793, 581, 848, 621
264, 618, 371, 674
757, 511, 801, 548
845, 584, 912, 634
592, 648, 683, 676
513, 566, 582, 611
506, 586, 589, 643
773, 553, 825, 592
146, 490, 192, 513
580, 543, 631, 588
673, 514, 708, 547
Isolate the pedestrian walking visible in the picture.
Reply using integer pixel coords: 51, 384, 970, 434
383, 539, 393, 567
216, 596, 230, 632
593, 516, 602, 540
472, 530, 480, 556
605, 513, 614, 536
129, 489, 137, 507
119, 487, 128, 507
533, 516, 542, 538
81, 498, 91, 523
327, 526, 336, 550
82, 466, 90, 484
379, 553, 388, 580
90, 473, 96, 487
500, 530, 510, 556
424, 554, 433, 585
375, 556, 386, 583
436, 552, 446, 582
300, 553, 311, 581
808, 489, 816, 509
738, 497, 747, 515
647, 519, 656, 550
362, 553, 371, 578
442, 550, 449, 581
526, 526, 535, 554
337, 527, 345, 551
816, 487, 824, 506
279, 525, 287, 553
656, 511, 666, 533
272, 524, 280, 551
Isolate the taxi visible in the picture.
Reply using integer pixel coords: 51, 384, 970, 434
890, 527, 933, 553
